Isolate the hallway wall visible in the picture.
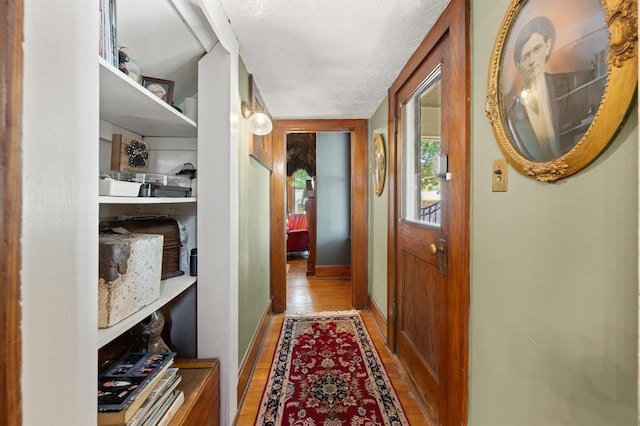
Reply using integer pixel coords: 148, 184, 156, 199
237, 59, 271, 363
366, 0, 638, 423
368, 100, 390, 317
470, 0, 638, 424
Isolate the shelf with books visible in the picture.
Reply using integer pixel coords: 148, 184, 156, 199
95, 357, 218, 426
99, 57, 197, 138
98, 275, 197, 349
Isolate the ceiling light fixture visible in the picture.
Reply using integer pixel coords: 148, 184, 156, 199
242, 75, 273, 136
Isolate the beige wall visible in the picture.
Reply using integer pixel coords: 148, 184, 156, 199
237, 59, 272, 363
368, 99, 389, 317
470, 0, 638, 424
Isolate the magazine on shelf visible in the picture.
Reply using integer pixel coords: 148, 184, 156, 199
97, 352, 176, 419
125, 369, 181, 426
142, 390, 184, 426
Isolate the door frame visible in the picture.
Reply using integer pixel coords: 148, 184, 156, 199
387, 0, 470, 424
270, 119, 368, 313
1, 0, 24, 424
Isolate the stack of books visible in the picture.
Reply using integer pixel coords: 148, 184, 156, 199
99, 0, 118, 67
98, 352, 185, 426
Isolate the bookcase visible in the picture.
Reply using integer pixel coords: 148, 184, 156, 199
95, 0, 237, 424
21, 1, 240, 425
98, 56, 199, 353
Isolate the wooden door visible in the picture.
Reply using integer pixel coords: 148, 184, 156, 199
388, 0, 469, 425
396, 36, 450, 426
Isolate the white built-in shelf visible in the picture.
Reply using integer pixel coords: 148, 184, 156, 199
99, 57, 197, 138
99, 196, 197, 204
98, 275, 197, 348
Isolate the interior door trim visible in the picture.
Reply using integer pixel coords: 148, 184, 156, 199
387, 0, 470, 424
1, 0, 24, 424
270, 119, 368, 313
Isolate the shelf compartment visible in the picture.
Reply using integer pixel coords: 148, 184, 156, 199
99, 196, 197, 204
98, 275, 197, 348
99, 57, 197, 138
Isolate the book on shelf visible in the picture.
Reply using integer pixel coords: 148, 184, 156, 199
125, 369, 182, 426
143, 390, 185, 426
99, 0, 118, 66
97, 352, 176, 426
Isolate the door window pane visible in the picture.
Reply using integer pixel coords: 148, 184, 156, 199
402, 67, 442, 226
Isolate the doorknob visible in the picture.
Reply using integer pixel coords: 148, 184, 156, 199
429, 240, 447, 275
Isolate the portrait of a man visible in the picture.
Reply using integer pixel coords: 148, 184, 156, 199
500, 0, 608, 162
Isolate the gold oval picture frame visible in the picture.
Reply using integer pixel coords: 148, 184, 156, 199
371, 133, 386, 196
486, 0, 637, 182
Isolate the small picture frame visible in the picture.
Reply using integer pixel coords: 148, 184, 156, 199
142, 76, 174, 105
111, 133, 150, 172
371, 133, 386, 196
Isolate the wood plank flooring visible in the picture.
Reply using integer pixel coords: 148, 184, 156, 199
235, 259, 432, 425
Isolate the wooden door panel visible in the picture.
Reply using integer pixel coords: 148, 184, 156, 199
399, 251, 442, 379
399, 223, 438, 265
397, 334, 442, 417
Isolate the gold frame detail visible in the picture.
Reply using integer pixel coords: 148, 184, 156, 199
371, 133, 386, 196
486, 0, 637, 182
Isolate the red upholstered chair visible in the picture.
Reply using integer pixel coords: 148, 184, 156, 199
286, 213, 309, 253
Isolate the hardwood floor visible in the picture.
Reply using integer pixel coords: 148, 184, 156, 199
235, 259, 433, 425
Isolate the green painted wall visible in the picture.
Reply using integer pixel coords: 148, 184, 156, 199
470, 0, 637, 423
366, 1, 638, 422
368, 99, 389, 317
237, 59, 271, 365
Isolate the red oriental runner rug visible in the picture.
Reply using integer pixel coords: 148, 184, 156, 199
256, 311, 409, 425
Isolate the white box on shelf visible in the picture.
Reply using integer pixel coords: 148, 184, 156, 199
99, 177, 141, 197
98, 232, 164, 328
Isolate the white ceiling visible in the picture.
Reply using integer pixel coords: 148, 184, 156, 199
218, 0, 450, 119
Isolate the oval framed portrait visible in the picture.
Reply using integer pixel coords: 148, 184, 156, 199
371, 133, 386, 196
486, 0, 637, 181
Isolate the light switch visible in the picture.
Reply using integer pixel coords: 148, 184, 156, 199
492, 159, 508, 192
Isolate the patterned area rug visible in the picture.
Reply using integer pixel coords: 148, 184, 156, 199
256, 311, 409, 425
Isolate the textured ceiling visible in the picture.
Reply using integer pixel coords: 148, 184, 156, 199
218, 0, 450, 119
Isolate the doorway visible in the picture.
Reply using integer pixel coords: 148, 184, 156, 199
388, 0, 470, 425
270, 120, 368, 313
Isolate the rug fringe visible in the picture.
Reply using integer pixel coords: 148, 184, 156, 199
285, 309, 360, 317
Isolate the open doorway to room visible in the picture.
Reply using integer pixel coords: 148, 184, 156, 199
285, 132, 352, 279
270, 120, 368, 313
285, 133, 315, 264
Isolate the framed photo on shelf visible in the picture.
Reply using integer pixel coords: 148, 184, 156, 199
142, 76, 174, 105
485, 0, 637, 182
